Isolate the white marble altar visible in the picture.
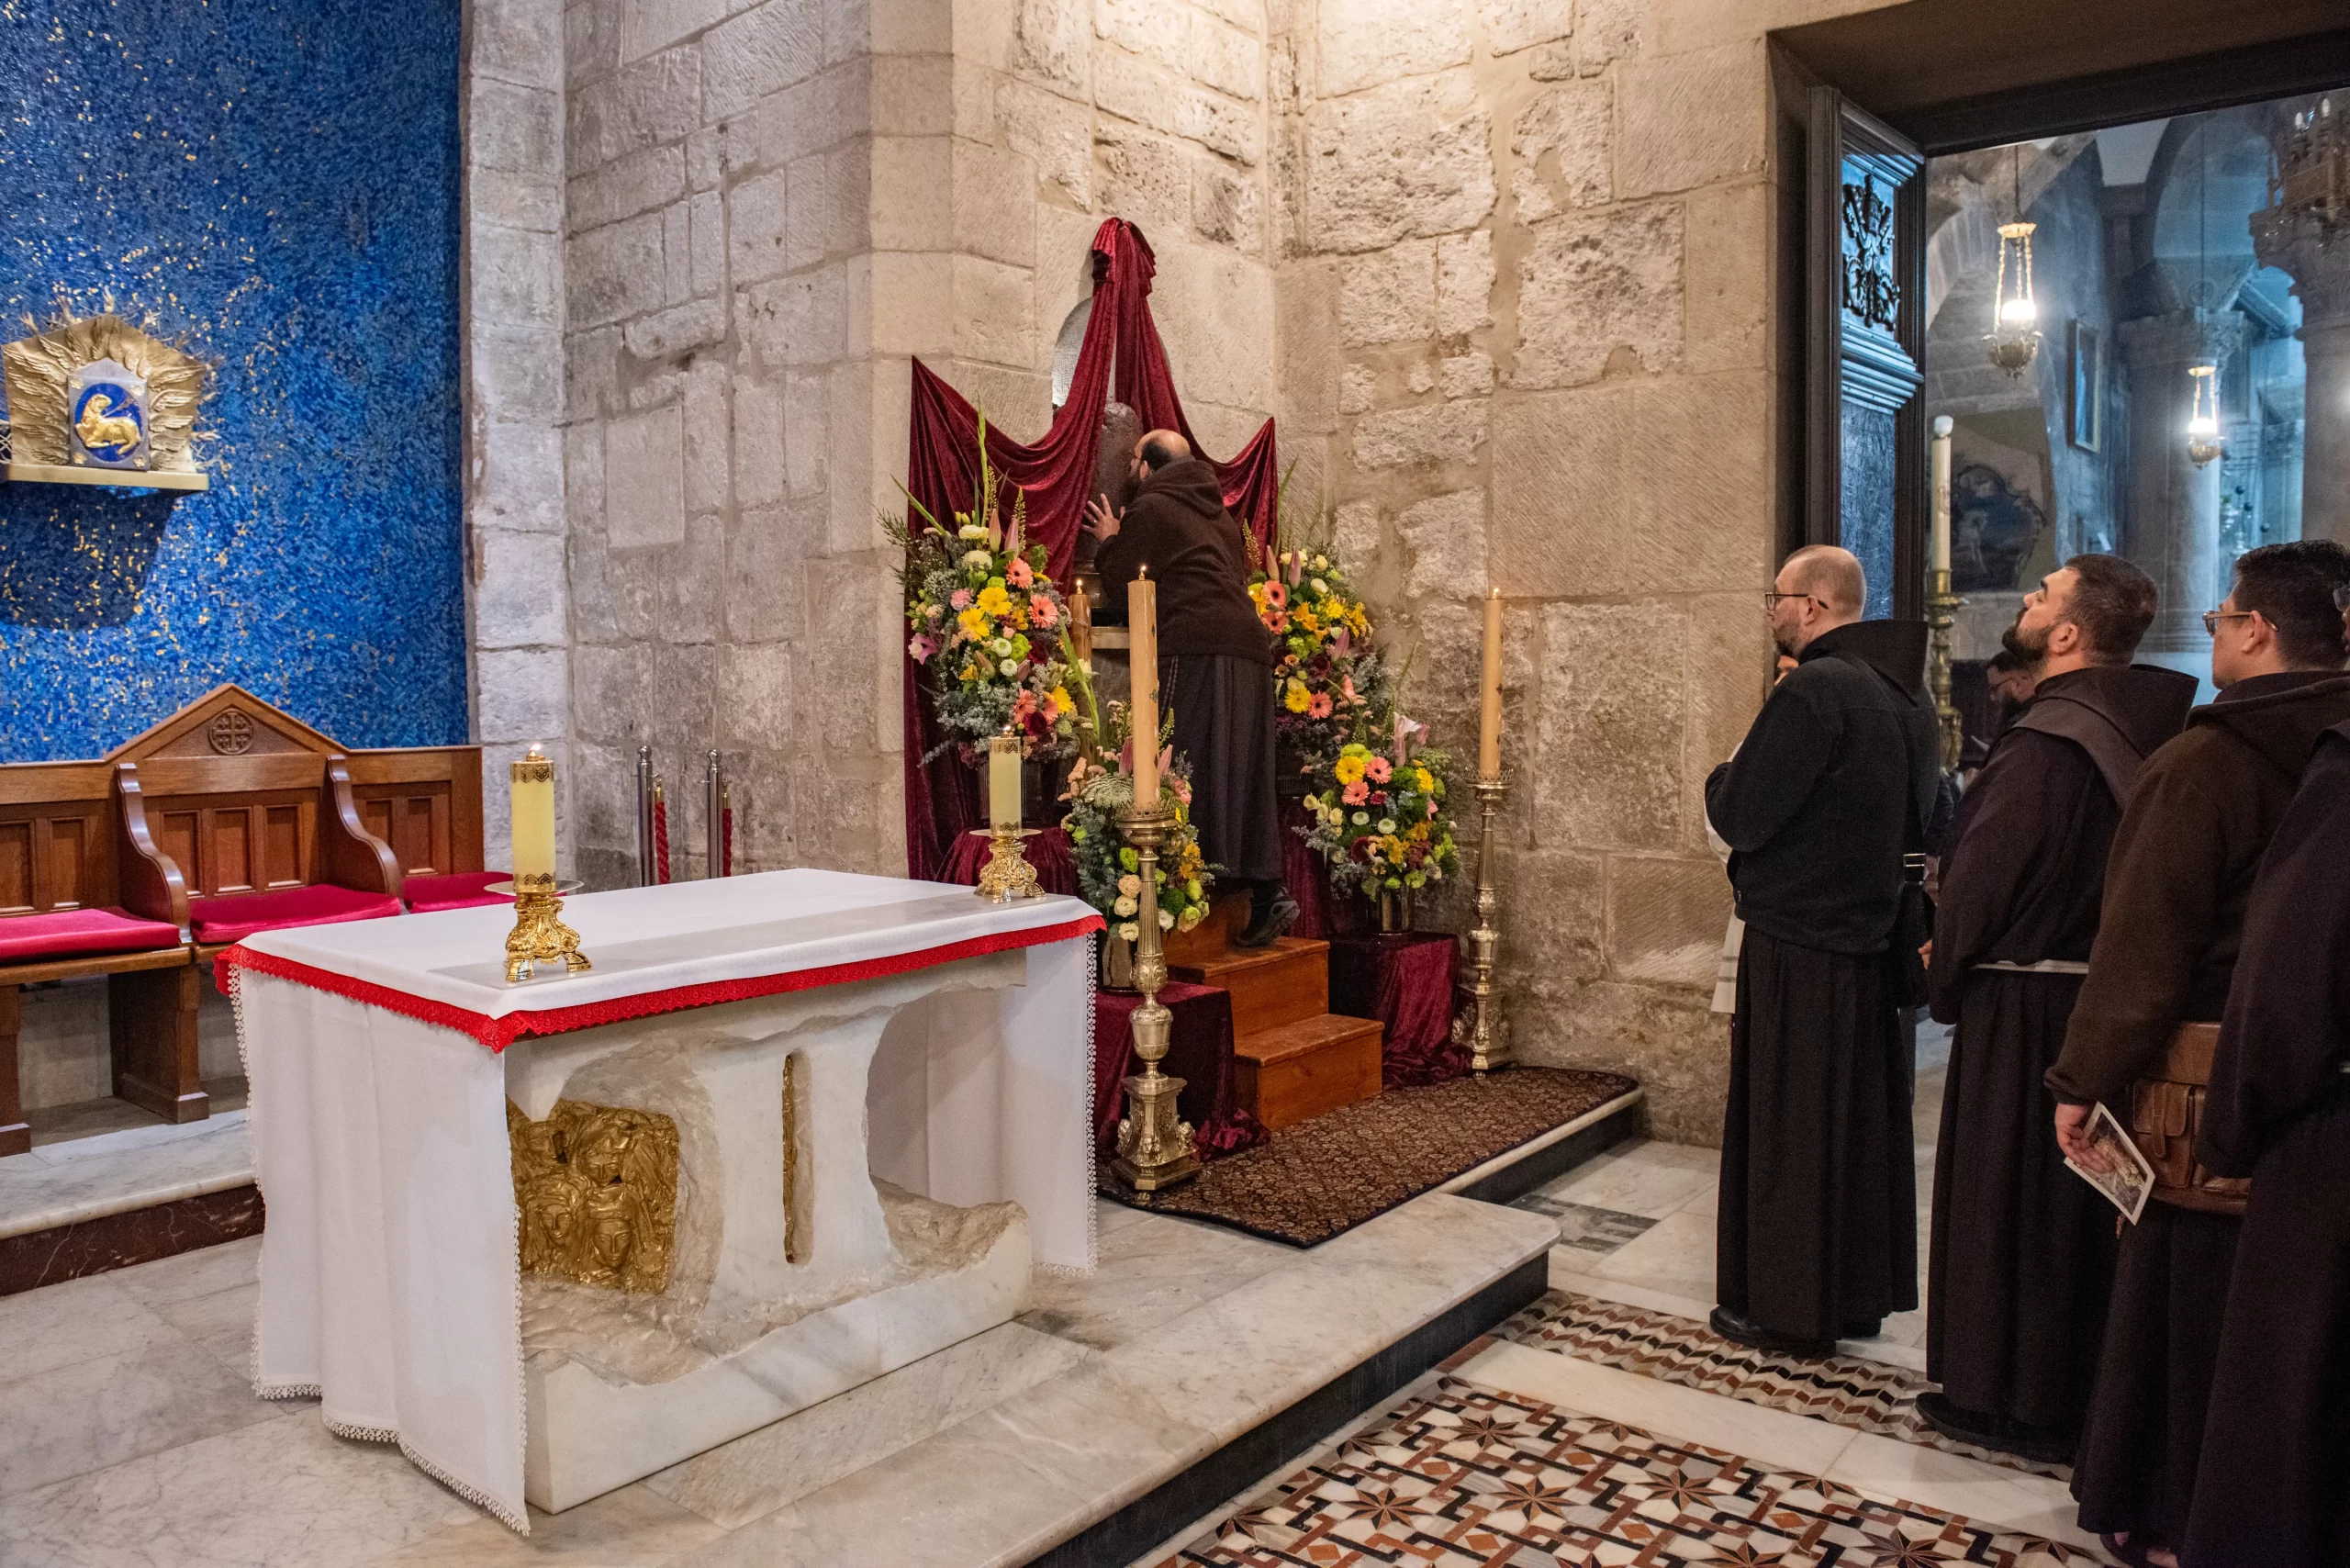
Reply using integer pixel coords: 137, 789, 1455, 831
229, 870, 1100, 1529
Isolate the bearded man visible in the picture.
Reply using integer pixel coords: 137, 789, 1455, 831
2048, 539, 2350, 1568
1089, 430, 1294, 946
1705, 544, 1940, 1357
1919, 554, 2192, 1462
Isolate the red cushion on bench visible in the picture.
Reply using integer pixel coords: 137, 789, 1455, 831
0, 906, 185, 965
189, 885, 405, 946
405, 871, 514, 913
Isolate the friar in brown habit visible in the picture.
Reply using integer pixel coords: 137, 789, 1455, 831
2047, 540, 2350, 1567
2180, 703, 2350, 1568
1919, 554, 2195, 1463
1706, 545, 1940, 1358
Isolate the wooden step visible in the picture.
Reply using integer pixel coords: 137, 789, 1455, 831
1169, 937, 1328, 1035
1160, 890, 1251, 969
1234, 1013, 1384, 1132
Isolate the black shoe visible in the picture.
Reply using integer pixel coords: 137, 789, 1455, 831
1841, 1317, 1884, 1339
1916, 1392, 2078, 1465
1235, 893, 1298, 948
1708, 1306, 1835, 1360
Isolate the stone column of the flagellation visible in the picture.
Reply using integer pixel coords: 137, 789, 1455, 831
2119, 309, 2245, 655
2252, 210, 2350, 546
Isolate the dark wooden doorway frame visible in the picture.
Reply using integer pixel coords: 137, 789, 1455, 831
1771, 16, 2350, 608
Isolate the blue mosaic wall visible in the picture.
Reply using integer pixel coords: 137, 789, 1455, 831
0, 0, 464, 759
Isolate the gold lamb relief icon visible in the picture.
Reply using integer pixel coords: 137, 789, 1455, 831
74, 390, 143, 456
508, 1099, 679, 1294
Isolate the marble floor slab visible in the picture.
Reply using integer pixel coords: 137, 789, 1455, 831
0, 1111, 254, 1240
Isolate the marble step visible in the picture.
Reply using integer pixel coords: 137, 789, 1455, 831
1233, 1011, 1383, 1131
1169, 936, 1330, 1036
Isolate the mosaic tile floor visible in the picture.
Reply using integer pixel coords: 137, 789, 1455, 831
1147, 1377, 2098, 1567
1504, 1293, 2066, 1480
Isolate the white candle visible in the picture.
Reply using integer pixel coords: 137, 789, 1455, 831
988, 730, 1021, 830
1479, 588, 1503, 779
1930, 415, 1953, 577
1129, 570, 1158, 811
510, 745, 556, 885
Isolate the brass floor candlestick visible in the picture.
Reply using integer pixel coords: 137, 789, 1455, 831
1111, 804, 1200, 1192
969, 825, 1042, 902
500, 876, 591, 984
1927, 566, 1966, 772
1458, 775, 1510, 1076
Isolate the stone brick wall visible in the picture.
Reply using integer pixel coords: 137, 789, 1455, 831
1267, 0, 1790, 1143
553, 0, 1281, 890
465, 0, 573, 873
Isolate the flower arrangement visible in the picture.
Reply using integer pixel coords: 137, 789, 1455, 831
889, 423, 1080, 762
1300, 729, 1460, 901
1063, 730, 1213, 944
1248, 538, 1388, 774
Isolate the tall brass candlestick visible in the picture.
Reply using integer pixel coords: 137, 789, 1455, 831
1928, 414, 1964, 770
1456, 775, 1510, 1076
1111, 801, 1200, 1192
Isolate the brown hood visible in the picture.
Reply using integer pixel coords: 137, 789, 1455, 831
1133, 456, 1225, 521
2190, 672, 2350, 781
2029, 664, 2199, 758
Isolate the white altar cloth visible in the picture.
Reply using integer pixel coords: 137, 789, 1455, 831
225, 870, 1100, 1530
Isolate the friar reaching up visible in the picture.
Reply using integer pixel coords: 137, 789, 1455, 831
1087, 431, 1295, 947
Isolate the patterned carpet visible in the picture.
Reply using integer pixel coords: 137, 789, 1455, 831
1147, 1377, 2101, 1566
1102, 1068, 1638, 1246
1505, 1294, 2069, 1480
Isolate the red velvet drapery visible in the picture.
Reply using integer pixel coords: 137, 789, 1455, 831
902, 218, 1282, 881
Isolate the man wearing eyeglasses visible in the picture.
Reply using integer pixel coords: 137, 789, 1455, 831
2046, 540, 2350, 1568
1705, 545, 1940, 1359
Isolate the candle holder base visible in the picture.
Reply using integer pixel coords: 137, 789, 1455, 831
1112, 1063, 1200, 1192
503, 880, 592, 985
968, 827, 1043, 903
1456, 775, 1511, 1077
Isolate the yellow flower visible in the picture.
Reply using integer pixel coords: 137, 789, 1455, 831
1415, 767, 1434, 793
1045, 685, 1072, 721
957, 607, 989, 641
1333, 755, 1366, 785
1293, 608, 1319, 633
975, 583, 1013, 617
1283, 679, 1312, 713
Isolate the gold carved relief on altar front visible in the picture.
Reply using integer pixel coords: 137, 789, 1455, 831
508, 1099, 680, 1294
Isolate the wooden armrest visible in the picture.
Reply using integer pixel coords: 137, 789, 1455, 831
322, 754, 404, 896
113, 762, 192, 940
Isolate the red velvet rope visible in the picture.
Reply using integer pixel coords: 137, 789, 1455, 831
652, 798, 670, 885
214, 913, 1104, 1053
722, 807, 733, 878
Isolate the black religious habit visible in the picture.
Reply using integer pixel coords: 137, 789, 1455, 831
2048, 669, 2350, 1551
1922, 665, 2195, 1450
1094, 458, 1281, 881
2182, 720, 2350, 1568
1706, 620, 1940, 1346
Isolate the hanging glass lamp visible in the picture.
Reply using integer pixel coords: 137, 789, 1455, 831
1987, 218, 2042, 376
2187, 364, 2224, 469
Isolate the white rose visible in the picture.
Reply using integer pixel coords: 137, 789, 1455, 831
999, 659, 1019, 677
1116, 873, 1142, 896
1158, 908, 1175, 931
1310, 577, 1328, 596
1377, 819, 1396, 834
1352, 811, 1370, 825
1117, 922, 1139, 942
1113, 895, 1138, 917
962, 550, 991, 568
1314, 554, 1328, 570
958, 524, 987, 541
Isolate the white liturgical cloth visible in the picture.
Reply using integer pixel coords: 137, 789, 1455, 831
229, 869, 1100, 1530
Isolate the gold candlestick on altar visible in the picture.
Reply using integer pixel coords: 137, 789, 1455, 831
504, 745, 591, 984
1111, 801, 1200, 1192
972, 730, 1042, 902
1456, 775, 1511, 1076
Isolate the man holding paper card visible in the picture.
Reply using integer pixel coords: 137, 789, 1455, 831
2046, 540, 2350, 1568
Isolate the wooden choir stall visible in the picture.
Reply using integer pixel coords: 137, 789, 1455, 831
0, 684, 500, 1150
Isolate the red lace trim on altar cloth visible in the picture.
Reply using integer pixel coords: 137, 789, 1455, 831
213, 914, 1105, 1053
